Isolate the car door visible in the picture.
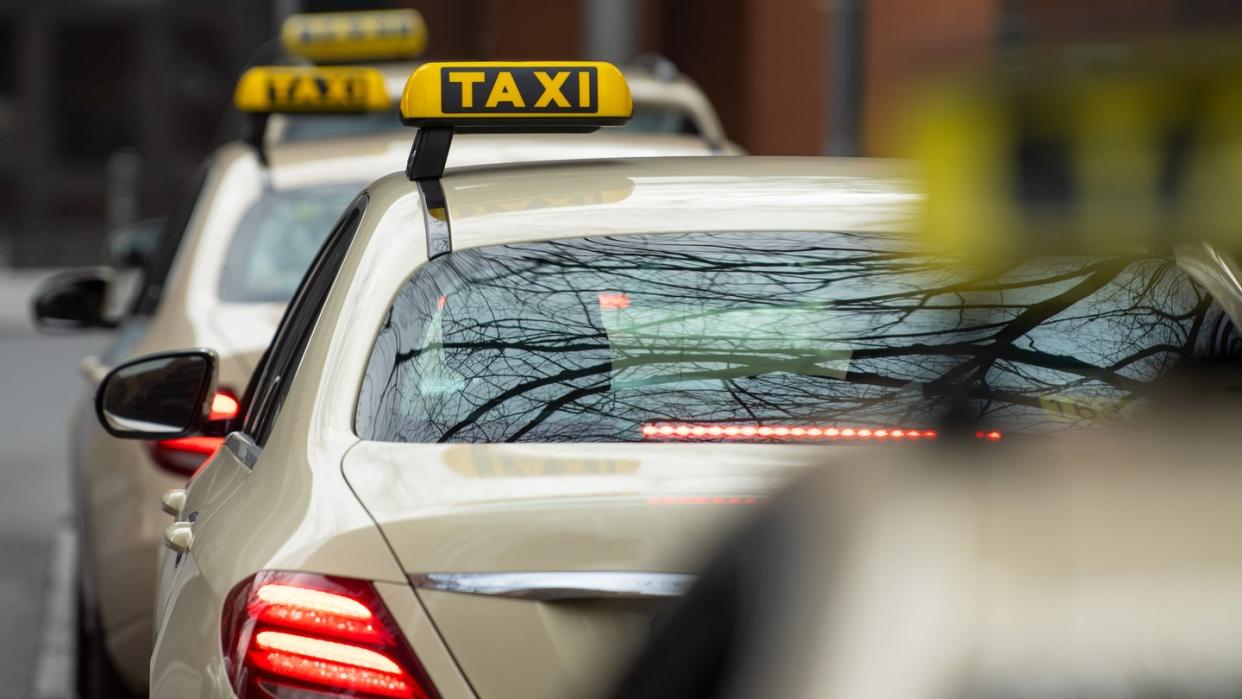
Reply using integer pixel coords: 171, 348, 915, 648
152, 195, 368, 636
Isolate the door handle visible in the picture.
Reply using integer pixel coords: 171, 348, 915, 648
161, 489, 186, 517
163, 522, 193, 553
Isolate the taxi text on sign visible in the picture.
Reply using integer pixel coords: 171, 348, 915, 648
234, 67, 391, 114
400, 62, 633, 127
442, 67, 598, 113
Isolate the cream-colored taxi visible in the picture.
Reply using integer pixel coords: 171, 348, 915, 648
34, 63, 724, 697
91, 61, 1242, 699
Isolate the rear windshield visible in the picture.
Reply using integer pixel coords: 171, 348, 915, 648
219, 183, 365, 303
622, 105, 700, 136
279, 113, 405, 142
355, 232, 1241, 443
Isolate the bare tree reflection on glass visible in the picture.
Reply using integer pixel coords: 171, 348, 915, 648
356, 232, 1240, 443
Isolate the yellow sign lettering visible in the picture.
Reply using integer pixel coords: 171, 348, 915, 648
534, 71, 571, 108
448, 71, 485, 108
290, 76, 323, 104
579, 71, 591, 108
486, 72, 526, 108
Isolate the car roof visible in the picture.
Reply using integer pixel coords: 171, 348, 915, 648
365, 156, 918, 251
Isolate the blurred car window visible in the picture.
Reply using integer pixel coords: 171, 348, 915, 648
130, 165, 210, 316
218, 182, 364, 304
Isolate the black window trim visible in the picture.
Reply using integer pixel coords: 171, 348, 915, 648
232, 192, 369, 454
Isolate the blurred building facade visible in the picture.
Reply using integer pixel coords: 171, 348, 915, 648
1, 0, 1240, 266
0, 0, 270, 267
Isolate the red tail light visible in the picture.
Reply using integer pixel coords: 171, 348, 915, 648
222, 571, 438, 699
641, 422, 939, 441
147, 389, 239, 476
641, 423, 1005, 442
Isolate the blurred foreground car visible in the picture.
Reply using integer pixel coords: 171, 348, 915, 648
95, 61, 1242, 699
34, 61, 724, 698
612, 417, 1242, 699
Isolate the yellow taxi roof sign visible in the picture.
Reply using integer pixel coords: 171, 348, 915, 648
281, 9, 427, 63
911, 46, 1242, 259
400, 61, 633, 130
234, 66, 392, 114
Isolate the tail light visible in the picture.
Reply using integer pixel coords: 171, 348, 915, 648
641, 423, 1005, 442
148, 390, 239, 476
222, 571, 439, 699
641, 422, 939, 441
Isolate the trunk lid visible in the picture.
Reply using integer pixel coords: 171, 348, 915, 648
342, 441, 826, 698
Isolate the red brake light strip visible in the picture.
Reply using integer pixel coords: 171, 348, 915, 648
641, 423, 940, 440
641, 423, 1003, 441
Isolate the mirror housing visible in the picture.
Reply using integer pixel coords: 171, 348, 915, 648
95, 349, 219, 440
31, 269, 117, 330
104, 218, 163, 269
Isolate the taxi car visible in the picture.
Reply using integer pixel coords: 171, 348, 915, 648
93, 62, 1242, 699
35, 63, 722, 698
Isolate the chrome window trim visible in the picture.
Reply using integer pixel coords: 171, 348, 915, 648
408, 571, 696, 601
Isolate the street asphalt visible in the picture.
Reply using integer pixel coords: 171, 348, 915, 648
0, 270, 108, 698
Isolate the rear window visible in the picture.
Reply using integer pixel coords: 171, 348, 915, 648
219, 183, 365, 303
355, 231, 1241, 443
622, 104, 700, 136
278, 112, 406, 142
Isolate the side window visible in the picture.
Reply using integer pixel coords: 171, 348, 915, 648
130, 164, 210, 316
240, 194, 368, 447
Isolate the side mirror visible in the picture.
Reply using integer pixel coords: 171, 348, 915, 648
104, 218, 163, 269
95, 349, 218, 440
31, 269, 117, 330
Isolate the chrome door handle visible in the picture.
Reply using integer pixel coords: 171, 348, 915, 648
163, 522, 193, 553
160, 489, 186, 517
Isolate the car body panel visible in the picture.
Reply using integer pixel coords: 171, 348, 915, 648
417, 590, 662, 699
342, 441, 834, 698
205, 303, 285, 377
341, 442, 815, 572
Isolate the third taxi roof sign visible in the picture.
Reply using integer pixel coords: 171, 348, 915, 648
912, 46, 1242, 258
281, 9, 427, 63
